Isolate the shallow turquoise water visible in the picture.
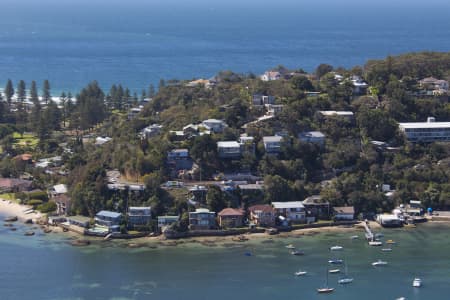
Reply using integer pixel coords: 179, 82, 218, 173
1, 213, 449, 300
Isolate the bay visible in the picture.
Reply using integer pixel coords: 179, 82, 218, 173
1, 212, 450, 300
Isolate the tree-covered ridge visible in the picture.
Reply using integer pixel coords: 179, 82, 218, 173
0, 51, 449, 223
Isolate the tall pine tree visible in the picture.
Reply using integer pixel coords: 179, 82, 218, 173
4, 79, 14, 105
43, 79, 51, 104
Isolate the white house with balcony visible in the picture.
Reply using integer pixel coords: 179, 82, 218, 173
272, 201, 306, 223
399, 117, 450, 142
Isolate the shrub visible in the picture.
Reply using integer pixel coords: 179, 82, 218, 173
27, 191, 48, 202
27, 199, 43, 206
36, 201, 57, 213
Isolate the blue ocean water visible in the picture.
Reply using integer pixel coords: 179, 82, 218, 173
0, 0, 450, 93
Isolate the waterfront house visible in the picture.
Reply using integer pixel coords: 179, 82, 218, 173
95, 211, 122, 232
302, 195, 330, 222
376, 214, 403, 227
201, 119, 227, 133
333, 206, 355, 221
218, 208, 245, 228
272, 201, 306, 224
252, 94, 275, 106
398, 117, 450, 142
248, 204, 276, 227
298, 131, 326, 146
67, 215, 91, 228
157, 215, 179, 232
263, 136, 283, 154
189, 208, 216, 230
127, 207, 152, 227
217, 141, 242, 158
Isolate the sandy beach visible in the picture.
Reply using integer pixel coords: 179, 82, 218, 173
0, 198, 43, 221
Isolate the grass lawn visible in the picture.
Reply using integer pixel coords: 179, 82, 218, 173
0, 193, 17, 202
12, 132, 39, 149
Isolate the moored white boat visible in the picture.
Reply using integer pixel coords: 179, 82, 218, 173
286, 244, 295, 249
350, 235, 359, 239
412, 278, 422, 287
381, 248, 392, 252
369, 241, 383, 246
338, 277, 354, 284
295, 270, 307, 276
328, 259, 343, 264
330, 245, 343, 251
372, 259, 388, 266
338, 260, 353, 284
317, 269, 334, 294
329, 269, 340, 274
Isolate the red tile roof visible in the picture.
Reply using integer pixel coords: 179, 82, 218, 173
218, 208, 245, 217
248, 204, 275, 213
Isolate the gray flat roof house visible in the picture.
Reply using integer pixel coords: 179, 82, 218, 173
263, 136, 283, 153
298, 131, 325, 145
217, 141, 242, 158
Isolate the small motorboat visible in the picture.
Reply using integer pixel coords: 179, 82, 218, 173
369, 241, 383, 246
381, 248, 392, 252
286, 244, 295, 249
330, 245, 343, 251
372, 260, 388, 266
329, 269, 340, 274
396, 297, 406, 300
291, 250, 304, 256
295, 270, 307, 276
350, 235, 359, 239
328, 259, 343, 264
386, 239, 396, 244
412, 278, 422, 287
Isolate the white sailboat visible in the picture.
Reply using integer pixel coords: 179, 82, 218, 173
317, 269, 334, 293
338, 261, 353, 284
